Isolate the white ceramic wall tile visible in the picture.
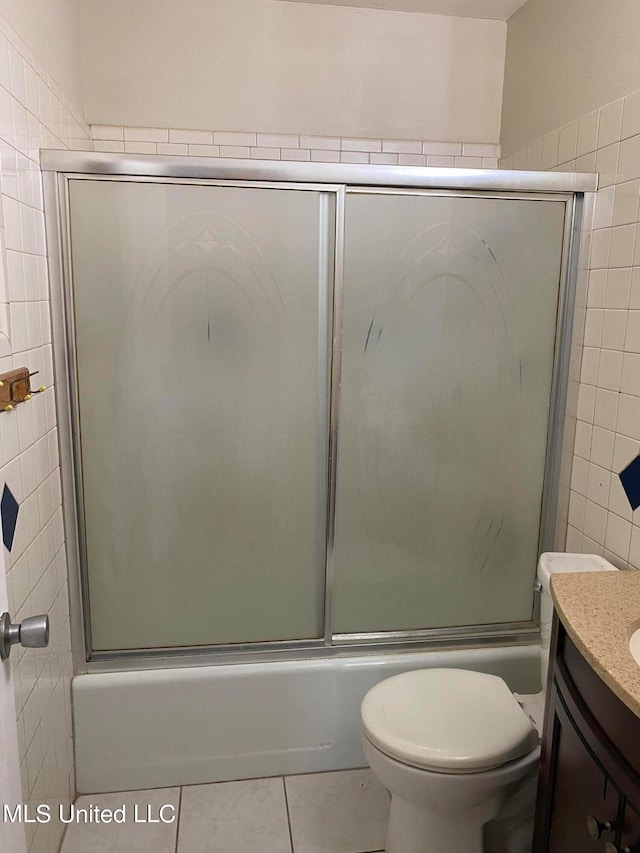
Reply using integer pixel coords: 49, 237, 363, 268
285, 769, 389, 853
213, 131, 256, 146
123, 126, 168, 143
598, 99, 624, 150
622, 91, 640, 141
341, 137, 381, 153
0, 11, 86, 852
576, 111, 600, 157
423, 141, 461, 156
169, 128, 213, 145
558, 122, 579, 164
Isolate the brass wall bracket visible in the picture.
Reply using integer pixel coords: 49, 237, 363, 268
0, 367, 45, 412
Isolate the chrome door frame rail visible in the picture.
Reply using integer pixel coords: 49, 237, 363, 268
41, 150, 597, 674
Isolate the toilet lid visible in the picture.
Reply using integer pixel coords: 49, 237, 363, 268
361, 668, 538, 773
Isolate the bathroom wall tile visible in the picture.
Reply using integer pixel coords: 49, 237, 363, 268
218, 145, 250, 158
124, 141, 157, 154
590, 229, 611, 269
311, 149, 340, 162
601, 309, 627, 349
617, 394, 640, 440
381, 138, 422, 154
286, 769, 389, 853
92, 124, 124, 140
590, 426, 616, 469
178, 779, 291, 853
612, 180, 640, 226
608, 224, 635, 267
558, 122, 579, 164
605, 268, 632, 309
482, 157, 499, 168
526, 139, 543, 170
427, 154, 455, 166
170, 128, 213, 145
568, 491, 586, 529
541, 131, 559, 170
595, 142, 620, 188
258, 132, 299, 148
597, 349, 623, 391
370, 152, 398, 165
124, 126, 169, 143
250, 146, 281, 159
586, 462, 611, 507
300, 134, 340, 150
583, 308, 604, 347
618, 133, 640, 181
340, 151, 369, 164
622, 90, 640, 140
574, 420, 592, 458
598, 99, 624, 149
587, 270, 608, 308
621, 353, 640, 395
609, 476, 633, 522
213, 131, 257, 146
630, 524, 640, 569
281, 147, 310, 161
576, 110, 600, 156
575, 151, 597, 173
341, 136, 381, 152
94, 140, 124, 153
423, 140, 461, 156
157, 142, 188, 156
187, 144, 220, 157
461, 142, 499, 157
399, 153, 426, 166
0, 14, 88, 851
605, 512, 632, 561
455, 155, 482, 167
625, 311, 640, 352
584, 499, 607, 544
593, 185, 615, 229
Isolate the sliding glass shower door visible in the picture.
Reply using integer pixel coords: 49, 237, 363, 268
68, 179, 334, 650
332, 192, 566, 634
53, 158, 579, 660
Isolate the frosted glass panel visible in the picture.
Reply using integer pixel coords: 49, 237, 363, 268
333, 193, 566, 633
69, 180, 332, 650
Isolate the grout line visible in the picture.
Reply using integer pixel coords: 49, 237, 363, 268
174, 786, 183, 853
281, 776, 295, 853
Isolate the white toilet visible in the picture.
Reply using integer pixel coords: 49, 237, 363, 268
361, 552, 618, 853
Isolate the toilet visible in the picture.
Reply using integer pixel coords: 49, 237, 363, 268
360, 552, 618, 853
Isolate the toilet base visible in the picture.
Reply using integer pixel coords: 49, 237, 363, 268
363, 735, 540, 853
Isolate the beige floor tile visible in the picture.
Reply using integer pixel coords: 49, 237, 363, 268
178, 777, 292, 853
59, 787, 180, 853
285, 769, 389, 853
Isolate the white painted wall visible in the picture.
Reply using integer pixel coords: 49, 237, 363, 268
80, 0, 506, 143
501, 0, 640, 157
0, 0, 85, 112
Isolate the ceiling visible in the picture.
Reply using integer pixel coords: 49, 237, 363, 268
277, 0, 529, 19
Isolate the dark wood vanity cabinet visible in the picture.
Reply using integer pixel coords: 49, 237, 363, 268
533, 616, 640, 852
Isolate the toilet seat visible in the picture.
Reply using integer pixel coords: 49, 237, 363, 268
361, 668, 538, 774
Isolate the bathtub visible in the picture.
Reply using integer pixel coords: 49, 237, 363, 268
73, 644, 540, 793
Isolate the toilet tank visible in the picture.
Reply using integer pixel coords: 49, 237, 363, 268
537, 552, 618, 688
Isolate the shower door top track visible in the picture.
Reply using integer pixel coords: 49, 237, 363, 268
41, 151, 595, 673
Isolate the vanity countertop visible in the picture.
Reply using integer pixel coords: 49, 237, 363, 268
551, 570, 640, 719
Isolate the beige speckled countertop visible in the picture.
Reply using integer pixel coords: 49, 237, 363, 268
551, 570, 640, 718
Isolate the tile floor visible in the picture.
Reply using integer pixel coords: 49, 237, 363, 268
59, 768, 390, 853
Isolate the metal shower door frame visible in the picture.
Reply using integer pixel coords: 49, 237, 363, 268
41, 151, 596, 673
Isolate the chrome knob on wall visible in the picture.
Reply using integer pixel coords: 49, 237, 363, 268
0, 612, 49, 660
